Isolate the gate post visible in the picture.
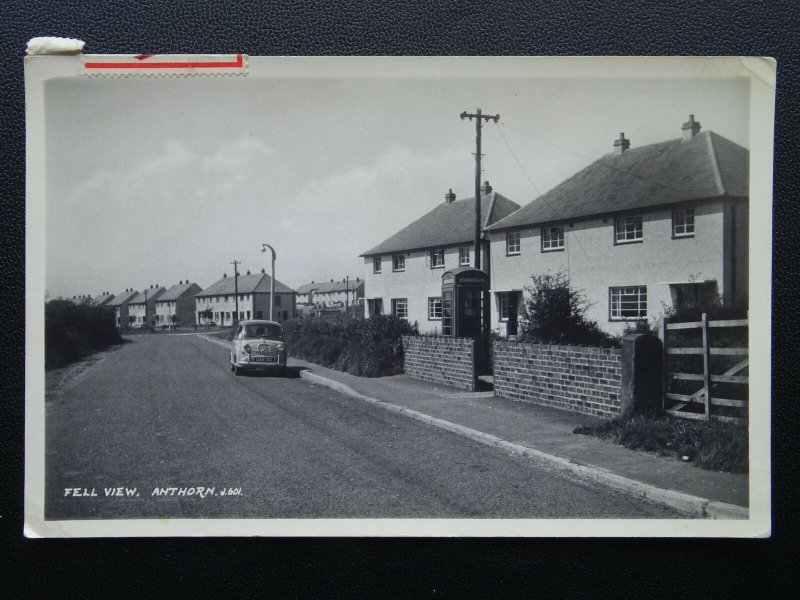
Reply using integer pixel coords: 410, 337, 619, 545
620, 334, 664, 418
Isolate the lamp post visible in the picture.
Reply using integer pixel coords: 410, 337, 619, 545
261, 243, 277, 321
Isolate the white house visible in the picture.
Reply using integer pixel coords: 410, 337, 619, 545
295, 278, 365, 315
195, 269, 296, 326
128, 285, 166, 328
108, 289, 139, 328
154, 280, 203, 327
486, 116, 749, 336
360, 182, 520, 332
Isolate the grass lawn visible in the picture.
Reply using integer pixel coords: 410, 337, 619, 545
573, 414, 748, 474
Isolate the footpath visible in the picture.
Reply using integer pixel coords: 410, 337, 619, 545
289, 357, 749, 519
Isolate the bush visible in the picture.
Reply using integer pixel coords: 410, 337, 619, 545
45, 300, 123, 369
518, 271, 616, 347
283, 315, 418, 377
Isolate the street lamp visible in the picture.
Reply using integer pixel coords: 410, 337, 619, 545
261, 243, 277, 321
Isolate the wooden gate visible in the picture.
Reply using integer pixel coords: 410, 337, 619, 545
661, 314, 748, 422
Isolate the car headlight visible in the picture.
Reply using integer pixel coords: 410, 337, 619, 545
243, 344, 252, 354
277, 344, 284, 351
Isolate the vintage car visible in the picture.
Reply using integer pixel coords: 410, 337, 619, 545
229, 320, 287, 376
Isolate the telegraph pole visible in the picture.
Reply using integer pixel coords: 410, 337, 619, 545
230, 259, 240, 326
460, 108, 499, 270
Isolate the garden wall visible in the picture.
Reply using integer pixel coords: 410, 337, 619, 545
493, 341, 623, 418
402, 336, 476, 391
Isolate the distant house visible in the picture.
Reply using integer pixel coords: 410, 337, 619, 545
128, 285, 166, 328
195, 269, 296, 326
67, 295, 93, 305
295, 278, 365, 315
486, 116, 749, 336
108, 289, 139, 328
92, 292, 116, 307
154, 280, 203, 328
360, 182, 520, 332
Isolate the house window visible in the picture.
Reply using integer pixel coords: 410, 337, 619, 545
391, 298, 408, 319
373, 257, 382, 274
430, 248, 445, 268
392, 254, 406, 272
275, 295, 281, 306
541, 225, 565, 251
256, 311, 263, 319
428, 297, 442, 320
368, 298, 383, 316
506, 231, 521, 255
246, 311, 251, 319
673, 208, 695, 237
614, 215, 643, 243
610, 286, 648, 320
459, 246, 471, 266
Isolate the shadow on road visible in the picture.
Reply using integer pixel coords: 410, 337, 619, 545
235, 366, 309, 379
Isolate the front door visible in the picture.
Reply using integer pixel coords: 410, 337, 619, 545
507, 292, 520, 336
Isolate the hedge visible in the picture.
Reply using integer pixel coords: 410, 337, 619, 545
45, 300, 123, 369
284, 315, 418, 377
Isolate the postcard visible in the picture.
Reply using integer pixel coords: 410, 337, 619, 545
25, 53, 774, 537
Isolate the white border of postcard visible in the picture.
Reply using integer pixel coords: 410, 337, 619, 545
25, 55, 774, 537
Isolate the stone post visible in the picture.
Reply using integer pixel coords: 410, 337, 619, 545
620, 334, 663, 417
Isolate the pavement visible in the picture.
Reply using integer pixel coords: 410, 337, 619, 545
288, 356, 749, 519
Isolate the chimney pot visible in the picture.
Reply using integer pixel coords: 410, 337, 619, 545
482, 181, 493, 195
681, 114, 701, 139
224, 273, 227, 278
247, 270, 250, 275
613, 132, 630, 154
444, 188, 456, 204
262, 268, 265, 274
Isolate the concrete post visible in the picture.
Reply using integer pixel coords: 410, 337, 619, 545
620, 334, 664, 417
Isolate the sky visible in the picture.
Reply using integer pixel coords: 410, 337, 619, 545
44, 65, 749, 299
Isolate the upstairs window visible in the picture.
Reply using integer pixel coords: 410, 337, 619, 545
614, 215, 643, 243
392, 254, 406, 272
541, 225, 565, 251
673, 208, 695, 238
610, 286, 647, 320
373, 257, 382, 274
430, 248, 445, 268
459, 245, 471, 266
506, 231, 521, 255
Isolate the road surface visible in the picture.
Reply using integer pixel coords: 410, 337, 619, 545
45, 334, 678, 519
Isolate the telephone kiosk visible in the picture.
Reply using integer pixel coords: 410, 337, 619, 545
441, 267, 491, 374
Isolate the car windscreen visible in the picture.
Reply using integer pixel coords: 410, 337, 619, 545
244, 324, 283, 339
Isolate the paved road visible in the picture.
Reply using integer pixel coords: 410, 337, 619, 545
46, 334, 678, 519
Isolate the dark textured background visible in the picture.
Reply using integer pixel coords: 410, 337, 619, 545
3, 0, 797, 595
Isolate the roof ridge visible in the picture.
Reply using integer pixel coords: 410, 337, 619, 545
483, 192, 498, 229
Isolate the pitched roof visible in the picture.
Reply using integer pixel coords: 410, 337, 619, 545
361, 192, 520, 256
487, 131, 749, 231
129, 287, 166, 305
296, 279, 365, 294
92, 293, 116, 306
195, 272, 294, 298
157, 281, 203, 302
108, 290, 139, 306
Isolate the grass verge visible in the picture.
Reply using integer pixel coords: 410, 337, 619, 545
573, 414, 748, 474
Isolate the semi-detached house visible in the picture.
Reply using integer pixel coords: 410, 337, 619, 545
154, 280, 203, 327
195, 270, 296, 326
360, 182, 520, 332
486, 115, 749, 336
108, 288, 139, 328
128, 285, 166, 328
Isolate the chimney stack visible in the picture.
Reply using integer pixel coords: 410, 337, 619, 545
481, 181, 492, 195
613, 132, 630, 154
444, 188, 456, 204
681, 114, 701, 140
246, 270, 250, 275
223, 273, 227, 278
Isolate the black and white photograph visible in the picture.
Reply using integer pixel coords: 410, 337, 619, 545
25, 53, 774, 537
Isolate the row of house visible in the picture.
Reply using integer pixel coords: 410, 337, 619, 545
361, 116, 749, 336
295, 278, 365, 316
70, 270, 363, 329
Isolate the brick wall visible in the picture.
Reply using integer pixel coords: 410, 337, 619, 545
494, 341, 622, 418
402, 336, 476, 391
